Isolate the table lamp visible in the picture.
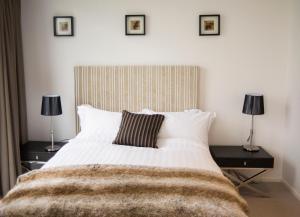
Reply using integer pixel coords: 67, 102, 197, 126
41, 95, 62, 152
242, 94, 264, 152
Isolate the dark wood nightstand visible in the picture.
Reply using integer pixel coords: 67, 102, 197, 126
209, 145, 274, 197
21, 141, 67, 172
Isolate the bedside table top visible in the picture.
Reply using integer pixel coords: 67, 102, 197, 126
209, 145, 274, 168
209, 145, 273, 159
21, 141, 67, 152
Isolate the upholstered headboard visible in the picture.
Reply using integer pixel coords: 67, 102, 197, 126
74, 65, 200, 132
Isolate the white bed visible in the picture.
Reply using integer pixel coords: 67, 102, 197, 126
43, 137, 221, 174
0, 65, 248, 217
44, 65, 220, 174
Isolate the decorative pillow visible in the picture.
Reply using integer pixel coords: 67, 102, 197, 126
113, 110, 165, 148
142, 109, 216, 146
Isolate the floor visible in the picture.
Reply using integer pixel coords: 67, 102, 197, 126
240, 182, 300, 217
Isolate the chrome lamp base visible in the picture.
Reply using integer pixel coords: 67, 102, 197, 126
243, 144, 260, 152
243, 115, 260, 152
45, 145, 61, 152
45, 116, 61, 152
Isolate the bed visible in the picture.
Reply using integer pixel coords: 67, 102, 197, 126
0, 65, 248, 217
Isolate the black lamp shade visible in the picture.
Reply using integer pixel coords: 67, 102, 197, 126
41, 95, 62, 116
242, 94, 264, 115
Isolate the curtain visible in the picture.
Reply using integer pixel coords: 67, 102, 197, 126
0, 0, 28, 196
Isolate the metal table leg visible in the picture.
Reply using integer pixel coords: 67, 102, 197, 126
222, 169, 270, 197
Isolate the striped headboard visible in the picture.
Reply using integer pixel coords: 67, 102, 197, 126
74, 65, 200, 133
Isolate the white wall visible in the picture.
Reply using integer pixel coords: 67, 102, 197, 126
283, 0, 300, 198
21, 0, 289, 180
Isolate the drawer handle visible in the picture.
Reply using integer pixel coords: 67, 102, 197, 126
243, 161, 247, 166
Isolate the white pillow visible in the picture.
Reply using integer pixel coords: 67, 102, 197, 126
142, 109, 216, 145
184, 108, 216, 129
77, 105, 122, 142
77, 104, 93, 131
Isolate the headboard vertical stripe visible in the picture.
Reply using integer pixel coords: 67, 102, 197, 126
74, 65, 200, 133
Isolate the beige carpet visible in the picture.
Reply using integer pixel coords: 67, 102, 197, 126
241, 182, 300, 217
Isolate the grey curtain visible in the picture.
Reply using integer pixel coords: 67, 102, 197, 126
0, 0, 28, 196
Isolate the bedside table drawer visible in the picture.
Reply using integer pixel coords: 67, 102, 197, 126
22, 161, 45, 171
21, 151, 56, 162
209, 145, 274, 169
214, 158, 274, 168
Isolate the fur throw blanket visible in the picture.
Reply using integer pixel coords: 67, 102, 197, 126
0, 165, 248, 217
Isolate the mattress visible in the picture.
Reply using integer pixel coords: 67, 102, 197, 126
43, 137, 221, 174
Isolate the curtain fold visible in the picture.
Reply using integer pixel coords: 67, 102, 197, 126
0, 0, 28, 196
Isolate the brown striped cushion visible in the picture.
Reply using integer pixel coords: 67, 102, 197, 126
113, 110, 165, 148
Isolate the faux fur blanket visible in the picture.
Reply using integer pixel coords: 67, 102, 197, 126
0, 165, 248, 217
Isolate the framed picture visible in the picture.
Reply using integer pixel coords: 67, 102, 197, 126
125, 15, 146, 35
53, 16, 74, 36
199, 14, 220, 36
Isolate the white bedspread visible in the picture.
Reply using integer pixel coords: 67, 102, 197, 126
43, 137, 221, 174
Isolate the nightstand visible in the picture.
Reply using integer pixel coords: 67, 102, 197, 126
209, 145, 274, 197
20, 141, 67, 172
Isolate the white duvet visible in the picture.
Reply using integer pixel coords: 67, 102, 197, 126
43, 137, 221, 174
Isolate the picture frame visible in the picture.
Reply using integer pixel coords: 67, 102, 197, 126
53, 16, 74, 36
125, 15, 146, 35
199, 14, 220, 36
